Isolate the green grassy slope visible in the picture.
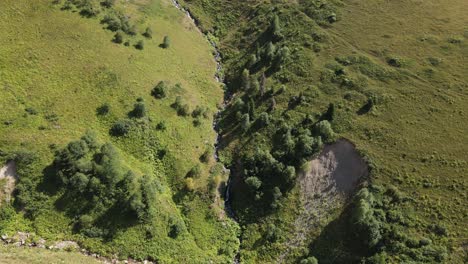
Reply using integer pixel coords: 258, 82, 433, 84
0, 0, 238, 262
0, 245, 101, 264
179, 0, 467, 263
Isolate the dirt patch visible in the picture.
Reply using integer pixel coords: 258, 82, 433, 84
278, 139, 368, 262
0, 161, 17, 204
303, 139, 368, 198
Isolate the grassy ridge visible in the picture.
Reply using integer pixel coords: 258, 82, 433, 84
0, 245, 101, 264
0, 0, 238, 262
178, 0, 467, 262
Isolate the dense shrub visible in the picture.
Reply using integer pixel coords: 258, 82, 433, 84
162, 36, 170, 48
110, 119, 133, 136
52, 133, 160, 235
188, 164, 202, 178
135, 40, 144, 50
151, 81, 167, 99
245, 176, 262, 190
156, 121, 166, 131
255, 112, 270, 128
113, 32, 123, 44
96, 103, 110, 116
100, 0, 115, 8
314, 120, 335, 143
200, 148, 212, 163
143, 27, 152, 39
130, 102, 146, 118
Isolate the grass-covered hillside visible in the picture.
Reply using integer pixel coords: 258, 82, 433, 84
179, 0, 467, 263
0, 0, 238, 262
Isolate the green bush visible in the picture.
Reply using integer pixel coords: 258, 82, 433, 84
255, 112, 270, 128
96, 103, 110, 116
314, 120, 335, 143
143, 27, 152, 39
100, 0, 115, 8
130, 102, 146, 118
200, 148, 212, 163
24, 107, 38, 115
151, 81, 167, 99
110, 119, 133, 136
113, 32, 123, 44
162, 36, 171, 48
177, 104, 189, 116
188, 164, 202, 178
300, 257, 318, 264
245, 176, 262, 190
156, 121, 166, 131
135, 40, 144, 50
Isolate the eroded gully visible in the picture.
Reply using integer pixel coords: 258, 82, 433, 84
170, 0, 241, 262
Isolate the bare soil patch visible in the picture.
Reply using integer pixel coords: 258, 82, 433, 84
0, 161, 17, 204
278, 139, 368, 262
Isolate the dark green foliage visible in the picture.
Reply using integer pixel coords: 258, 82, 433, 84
191, 105, 206, 118
51, 133, 160, 236
162, 36, 170, 49
322, 103, 335, 121
151, 81, 167, 99
110, 119, 133, 136
143, 27, 152, 39
25, 107, 38, 115
178, 104, 190, 117
113, 32, 123, 44
270, 186, 282, 209
241, 69, 250, 91
200, 148, 212, 163
314, 120, 335, 143
96, 103, 110, 116
156, 121, 166, 131
100, 0, 115, 8
387, 57, 404, 67
171, 96, 190, 116
245, 176, 262, 190
78, 0, 100, 18
300, 257, 318, 264
270, 14, 283, 41
130, 102, 146, 118
255, 112, 270, 128
102, 14, 121, 31
135, 40, 144, 50
240, 113, 250, 132
188, 164, 202, 179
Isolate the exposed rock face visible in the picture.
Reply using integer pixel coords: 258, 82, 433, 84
279, 139, 368, 262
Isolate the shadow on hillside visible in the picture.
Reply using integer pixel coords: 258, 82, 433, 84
307, 205, 364, 264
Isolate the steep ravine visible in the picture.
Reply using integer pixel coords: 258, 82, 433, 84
170, 0, 241, 262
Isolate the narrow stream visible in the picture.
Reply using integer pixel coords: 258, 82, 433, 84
170, 0, 240, 262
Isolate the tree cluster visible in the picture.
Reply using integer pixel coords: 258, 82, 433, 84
52, 132, 160, 237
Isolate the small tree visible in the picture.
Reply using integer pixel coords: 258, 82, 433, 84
143, 27, 152, 39
162, 36, 170, 48
256, 112, 270, 128
188, 164, 202, 179
315, 120, 335, 143
245, 176, 262, 190
130, 102, 146, 118
178, 104, 190, 117
271, 14, 281, 38
241, 113, 250, 132
110, 119, 133, 136
113, 32, 123, 44
96, 103, 110, 116
151, 81, 167, 99
200, 148, 212, 163
101, 0, 115, 8
241, 69, 250, 91
135, 40, 144, 50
